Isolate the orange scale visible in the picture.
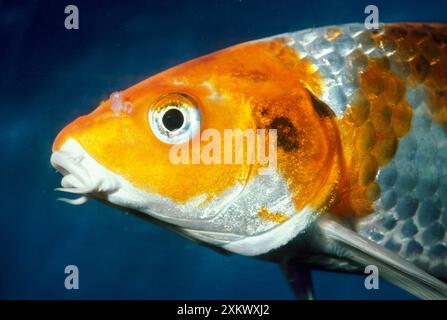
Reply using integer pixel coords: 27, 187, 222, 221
370, 102, 393, 132
382, 76, 406, 106
409, 54, 431, 83
359, 154, 379, 187
391, 100, 413, 138
354, 121, 376, 155
371, 127, 398, 166
348, 94, 370, 126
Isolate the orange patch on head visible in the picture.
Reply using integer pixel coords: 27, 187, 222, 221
53, 38, 327, 206
252, 93, 342, 213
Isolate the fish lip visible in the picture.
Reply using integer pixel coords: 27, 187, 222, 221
51, 151, 89, 188
50, 140, 118, 198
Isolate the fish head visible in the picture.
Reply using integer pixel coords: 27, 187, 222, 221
51, 38, 338, 253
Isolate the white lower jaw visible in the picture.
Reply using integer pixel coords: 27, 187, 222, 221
51, 139, 232, 228
51, 138, 315, 257
51, 140, 120, 196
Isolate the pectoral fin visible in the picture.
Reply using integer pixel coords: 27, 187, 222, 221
318, 216, 447, 300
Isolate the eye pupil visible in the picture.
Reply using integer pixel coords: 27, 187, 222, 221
162, 108, 184, 131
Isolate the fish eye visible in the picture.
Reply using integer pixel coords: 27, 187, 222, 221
148, 93, 201, 144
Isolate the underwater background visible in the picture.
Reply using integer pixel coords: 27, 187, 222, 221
1, 0, 446, 299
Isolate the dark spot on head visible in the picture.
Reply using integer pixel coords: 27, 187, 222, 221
260, 107, 269, 116
269, 117, 300, 152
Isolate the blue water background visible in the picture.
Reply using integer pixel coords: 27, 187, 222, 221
1, 0, 446, 299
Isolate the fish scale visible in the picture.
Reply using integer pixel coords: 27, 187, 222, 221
362, 106, 447, 279
284, 23, 447, 280
51, 22, 447, 299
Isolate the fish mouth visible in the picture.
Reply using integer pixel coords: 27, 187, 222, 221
50, 139, 119, 205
